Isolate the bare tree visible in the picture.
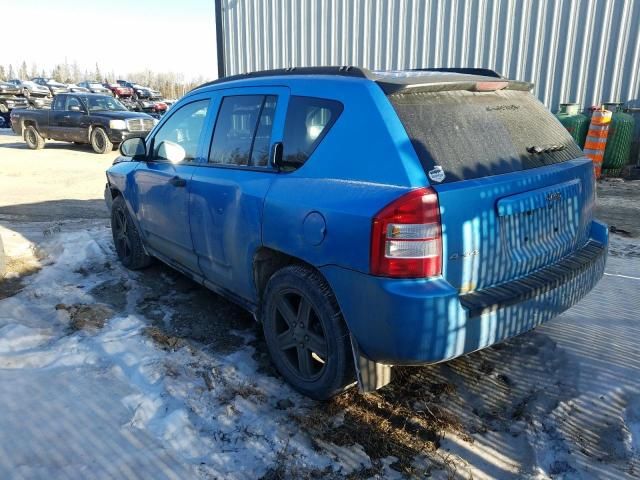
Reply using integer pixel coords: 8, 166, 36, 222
2, 58, 212, 99
18, 61, 28, 80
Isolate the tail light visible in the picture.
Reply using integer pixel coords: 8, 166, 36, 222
474, 81, 509, 92
370, 187, 442, 278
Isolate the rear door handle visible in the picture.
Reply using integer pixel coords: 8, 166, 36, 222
169, 176, 187, 187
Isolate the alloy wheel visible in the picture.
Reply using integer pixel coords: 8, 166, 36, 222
273, 289, 329, 381
113, 208, 132, 263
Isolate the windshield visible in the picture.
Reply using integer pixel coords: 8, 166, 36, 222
81, 96, 127, 112
89, 83, 104, 89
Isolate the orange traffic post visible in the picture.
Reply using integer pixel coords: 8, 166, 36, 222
583, 106, 612, 178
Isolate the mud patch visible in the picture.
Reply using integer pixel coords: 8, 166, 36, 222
134, 263, 254, 354
89, 278, 129, 311
292, 383, 464, 476
143, 326, 187, 351
57, 303, 114, 332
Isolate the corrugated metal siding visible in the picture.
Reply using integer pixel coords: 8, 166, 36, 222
220, 0, 640, 111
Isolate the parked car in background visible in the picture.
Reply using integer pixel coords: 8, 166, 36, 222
104, 67, 609, 400
7, 80, 52, 109
7, 79, 51, 99
26, 96, 53, 109
68, 84, 90, 93
11, 93, 157, 153
103, 82, 133, 98
116, 80, 161, 100
136, 98, 168, 117
31, 77, 69, 96
78, 81, 112, 95
0, 81, 22, 98
0, 81, 29, 115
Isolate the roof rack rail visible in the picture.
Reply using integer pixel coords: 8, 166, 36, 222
193, 66, 371, 91
411, 67, 503, 78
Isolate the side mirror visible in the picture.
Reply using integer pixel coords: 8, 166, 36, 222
271, 142, 283, 169
157, 140, 186, 163
69, 105, 83, 112
120, 137, 147, 158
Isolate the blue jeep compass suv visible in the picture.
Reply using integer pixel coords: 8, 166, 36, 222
105, 67, 608, 399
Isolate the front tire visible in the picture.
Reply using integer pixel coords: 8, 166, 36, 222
110, 196, 152, 270
24, 126, 45, 150
262, 265, 355, 400
90, 127, 113, 154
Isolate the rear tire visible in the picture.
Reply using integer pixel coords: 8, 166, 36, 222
24, 126, 45, 150
90, 127, 113, 154
262, 265, 355, 400
110, 196, 152, 270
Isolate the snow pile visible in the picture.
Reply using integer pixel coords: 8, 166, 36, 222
0, 228, 362, 478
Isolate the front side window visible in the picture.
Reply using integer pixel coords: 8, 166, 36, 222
209, 95, 277, 167
151, 100, 209, 162
282, 96, 343, 168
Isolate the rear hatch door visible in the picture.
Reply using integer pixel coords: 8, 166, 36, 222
387, 87, 594, 293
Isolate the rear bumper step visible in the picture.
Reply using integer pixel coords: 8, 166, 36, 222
460, 241, 606, 318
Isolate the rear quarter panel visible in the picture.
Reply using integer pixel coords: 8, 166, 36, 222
262, 78, 427, 273
11, 109, 50, 137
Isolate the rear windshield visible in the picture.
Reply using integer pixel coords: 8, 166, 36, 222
388, 89, 582, 184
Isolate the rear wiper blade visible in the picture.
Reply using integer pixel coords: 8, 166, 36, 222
527, 144, 566, 154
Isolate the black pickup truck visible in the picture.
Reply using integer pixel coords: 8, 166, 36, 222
11, 93, 157, 153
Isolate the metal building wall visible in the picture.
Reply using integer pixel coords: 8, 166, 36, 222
218, 0, 640, 111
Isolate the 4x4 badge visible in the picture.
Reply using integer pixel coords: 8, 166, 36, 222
428, 165, 445, 183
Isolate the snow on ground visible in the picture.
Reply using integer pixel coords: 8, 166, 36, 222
0, 219, 638, 479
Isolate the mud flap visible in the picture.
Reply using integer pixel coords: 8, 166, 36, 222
350, 335, 392, 392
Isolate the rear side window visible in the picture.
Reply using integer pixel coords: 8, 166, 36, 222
388, 89, 582, 183
282, 96, 343, 168
209, 95, 277, 167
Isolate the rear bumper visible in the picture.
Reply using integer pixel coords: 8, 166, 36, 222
321, 220, 608, 365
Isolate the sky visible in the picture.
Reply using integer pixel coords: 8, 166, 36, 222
2, 0, 217, 81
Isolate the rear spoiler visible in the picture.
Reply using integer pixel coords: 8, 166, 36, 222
371, 68, 532, 95
379, 79, 534, 95
411, 67, 503, 78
